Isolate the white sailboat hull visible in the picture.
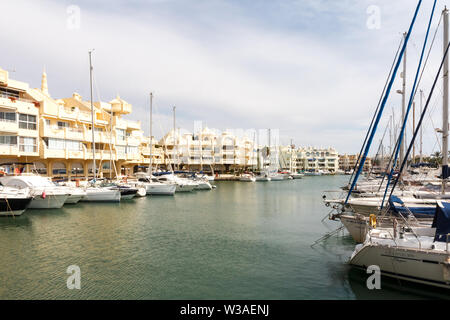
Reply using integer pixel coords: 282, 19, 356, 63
350, 242, 450, 289
29, 194, 69, 209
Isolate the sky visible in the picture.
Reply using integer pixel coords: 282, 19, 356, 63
0, 0, 449, 155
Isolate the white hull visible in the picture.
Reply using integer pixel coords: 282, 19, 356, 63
195, 181, 213, 190
255, 176, 271, 182
64, 194, 84, 204
81, 188, 121, 202
350, 242, 450, 289
29, 194, 69, 209
145, 184, 176, 195
240, 177, 256, 182
340, 215, 369, 243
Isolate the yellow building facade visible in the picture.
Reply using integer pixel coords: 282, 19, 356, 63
0, 67, 162, 179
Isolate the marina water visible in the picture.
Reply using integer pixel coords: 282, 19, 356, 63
0, 176, 445, 299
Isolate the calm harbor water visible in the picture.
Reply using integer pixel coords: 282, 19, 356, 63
0, 175, 446, 299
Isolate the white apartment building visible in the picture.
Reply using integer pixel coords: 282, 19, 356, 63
296, 146, 339, 173
159, 127, 258, 173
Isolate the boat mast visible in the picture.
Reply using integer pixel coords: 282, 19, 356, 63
173, 106, 177, 171
149, 92, 153, 176
412, 101, 416, 163
420, 89, 423, 163
443, 7, 449, 194
89, 49, 96, 181
400, 32, 407, 170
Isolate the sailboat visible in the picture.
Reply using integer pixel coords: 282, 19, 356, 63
81, 50, 121, 202
348, 4, 450, 289
133, 93, 177, 196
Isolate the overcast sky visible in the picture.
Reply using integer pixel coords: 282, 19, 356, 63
1, 0, 449, 154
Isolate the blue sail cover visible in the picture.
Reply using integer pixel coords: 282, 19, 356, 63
432, 202, 450, 242
389, 195, 435, 218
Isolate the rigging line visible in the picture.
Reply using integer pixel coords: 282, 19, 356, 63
347, 35, 404, 186
428, 111, 442, 152
413, 10, 444, 97
381, 0, 437, 209
345, 0, 423, 204
378, 119, 403, 192
390, 40, 450, 200
370, 117, 391, 176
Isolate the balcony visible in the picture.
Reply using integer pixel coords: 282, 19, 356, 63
78, 110, 92, 123
0, 95, 35, 111
126, 136, 141, 146
58, 106, 78, 121
0, 144, 19, 156
66, 127, 85, 141
126, 120, 141, 130
0, 118, 18, 133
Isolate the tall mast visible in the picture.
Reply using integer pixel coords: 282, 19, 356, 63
400, 32, 407, 169
412, 101, 416, 163
173, 106, 176, 171
420, 89, 423, 163
149, 92, 153, 176
443, 7, 449, 194
89, 50, 96, 181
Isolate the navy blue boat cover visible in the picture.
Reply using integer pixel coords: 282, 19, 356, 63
432, 202, 450, 242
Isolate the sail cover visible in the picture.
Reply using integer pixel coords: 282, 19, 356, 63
432, 201, 450, 242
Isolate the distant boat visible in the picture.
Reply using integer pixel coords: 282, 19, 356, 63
239, 173, 256, 182
290, 172, 304, 179
81, 187, 121, 202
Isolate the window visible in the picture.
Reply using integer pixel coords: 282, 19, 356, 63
19, 137, 36, 152
48, 138, 82, 151
48, 138, 65, 150
116, 145, 126, 154
66, 140, 82, 151
116, 129, 125, 140
45, 119, 51, 126
19, 114, 37, 130
126, 146, 138, 154
57, 121, 68, 129
0, 111, 16, 122
0, 135, 17, 145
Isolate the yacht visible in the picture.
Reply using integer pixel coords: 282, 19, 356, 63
349, 201, 450, 289
239, 173, 256, 182
81, 186, 121, 202
135, 174, 177, 196
0, 186, 33, 216
104, 184, 138, 200
0, 175, 69, 209
156, 173, 196, 192
255, 173, 271, 182
290, 172, 304, 179
193, 177, 213, 190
